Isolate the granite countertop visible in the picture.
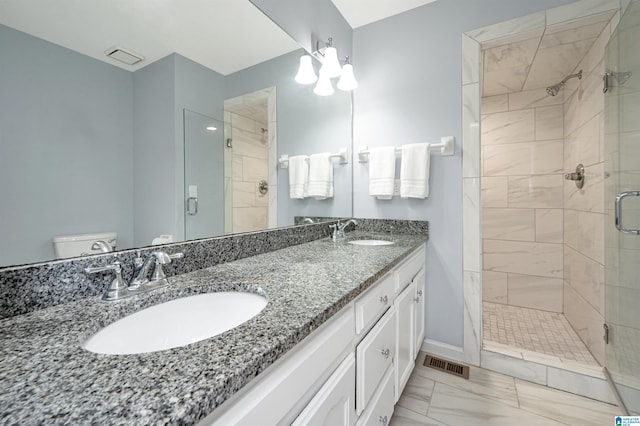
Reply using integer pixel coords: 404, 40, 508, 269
0, 231, 427, 425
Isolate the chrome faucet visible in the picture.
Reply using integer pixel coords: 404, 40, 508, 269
85, 261, 130, 301
85, 250, 184, 301
130, 251, 183, 290
330, 219, 358, 240
91, 240, 113, 253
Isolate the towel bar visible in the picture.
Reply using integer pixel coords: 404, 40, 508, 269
278, 147, 348, 169
357, 136, 454, 162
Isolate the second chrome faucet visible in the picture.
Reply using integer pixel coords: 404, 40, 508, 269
85, 250, 184, 301
330, 219, 358, 240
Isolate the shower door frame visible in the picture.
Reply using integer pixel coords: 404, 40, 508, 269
603, 0, 640, 413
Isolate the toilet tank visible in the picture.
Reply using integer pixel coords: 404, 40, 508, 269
53, 232, 117, 259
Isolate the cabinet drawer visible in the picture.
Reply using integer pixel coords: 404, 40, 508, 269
395, 246, 425, 294
356, 307, 396, 415
355, 273, 394, 334
355, 365, 394, 426
292, 353, 356, 426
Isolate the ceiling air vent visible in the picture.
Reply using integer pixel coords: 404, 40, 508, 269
423, 354, 470, 379
105, 46, 144, 66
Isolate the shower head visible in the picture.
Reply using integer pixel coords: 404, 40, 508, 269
546, 70, 583, 97
546, 83, 563, 96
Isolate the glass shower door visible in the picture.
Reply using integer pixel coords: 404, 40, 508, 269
184, 109, 225, 241
604, 0, 640, 414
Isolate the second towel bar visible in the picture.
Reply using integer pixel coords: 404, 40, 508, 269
357, 136, 454, 162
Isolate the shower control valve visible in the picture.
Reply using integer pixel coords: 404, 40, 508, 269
564, 164, 585, 189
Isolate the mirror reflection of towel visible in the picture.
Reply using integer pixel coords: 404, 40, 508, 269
289, 155, 309, 199
307, 153, 334, 200
400, 143, 430, 198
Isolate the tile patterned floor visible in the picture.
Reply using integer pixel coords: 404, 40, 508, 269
391, 352, 620, 426
482, 302, 598, 366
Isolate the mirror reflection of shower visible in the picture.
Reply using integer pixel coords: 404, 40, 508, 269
546, 69, 583, 96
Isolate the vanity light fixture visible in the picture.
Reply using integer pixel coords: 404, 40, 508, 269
295, 54, 318, 84
337, 57, 358, 91
313, 70, 335, 96
295, 37, 357, 95
319, 38, 342, 78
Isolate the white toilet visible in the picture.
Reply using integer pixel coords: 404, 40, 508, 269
53, 232, 117, 259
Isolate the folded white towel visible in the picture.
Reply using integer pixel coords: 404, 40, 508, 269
400, 143, 430, 198
288, 155, 309, 199
307, 153, 334, 200
368, 146, 396, 200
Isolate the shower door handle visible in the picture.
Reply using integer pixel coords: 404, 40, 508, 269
186, 196, 198, 216
615, 191, 640, 234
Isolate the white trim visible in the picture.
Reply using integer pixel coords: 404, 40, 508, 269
421, 339, 464, 363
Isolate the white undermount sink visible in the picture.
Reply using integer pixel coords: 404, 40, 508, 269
348, 240, 394, 246
84, 292, 267, 355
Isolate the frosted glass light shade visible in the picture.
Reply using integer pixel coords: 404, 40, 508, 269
295, 55, 317, 85
319, 46, 342, 78
337, 64, 358, 91
313, 72, 334, 96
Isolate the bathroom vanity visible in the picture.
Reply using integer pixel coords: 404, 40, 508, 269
0, 221, 427, 425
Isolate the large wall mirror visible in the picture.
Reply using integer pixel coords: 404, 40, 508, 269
0, 0, 353, 268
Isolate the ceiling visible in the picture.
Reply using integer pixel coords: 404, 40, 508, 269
331, 0, 438, 28
482, 10, 616, 97
0, 0, 439, 76
0, 0, 300, 75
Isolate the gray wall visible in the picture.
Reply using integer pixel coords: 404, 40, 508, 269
352, 0, 575, 348
132, 54, 225, 247
225, 50, 353, 226
132, 55, 176, 247
0, 24, 134, 266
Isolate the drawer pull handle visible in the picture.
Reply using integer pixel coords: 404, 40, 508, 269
379, 295, 388, 304
417, 290, 423, 296
380, 348, 390, 358
379, 415, 388, 425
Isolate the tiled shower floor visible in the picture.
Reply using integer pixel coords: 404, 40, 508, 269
482, 302, 599, 366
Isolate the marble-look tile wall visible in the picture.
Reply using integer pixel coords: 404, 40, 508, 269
562, 15, 618, 366
481, 84, 565, 313
228, 112, 269, 233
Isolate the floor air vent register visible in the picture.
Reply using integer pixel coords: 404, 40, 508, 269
423, 355, 470, 380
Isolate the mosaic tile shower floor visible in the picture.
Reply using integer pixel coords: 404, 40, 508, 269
482, 302, 599, 366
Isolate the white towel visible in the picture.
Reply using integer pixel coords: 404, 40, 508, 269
368, 146, 396, 200
307, 153, 334, 200
400, 143, 430, 198
288, 155, 309, 199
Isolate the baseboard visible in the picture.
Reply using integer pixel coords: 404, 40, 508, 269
421, 339, 464, 363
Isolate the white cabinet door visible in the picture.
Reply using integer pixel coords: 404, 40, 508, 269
394, 279, 415, 402
413, 268, 425, 358
356, 307, 396, 415
355, 365, 394, 426
292, 354, 356, 426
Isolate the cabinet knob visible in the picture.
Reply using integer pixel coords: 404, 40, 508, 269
414, 297, 420, 303
379, 295, 388, 304
380, 348, 390, 358
417, 289, 423, 296
379, 415, 388, 425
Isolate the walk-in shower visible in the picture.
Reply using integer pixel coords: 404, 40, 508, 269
546, 69, 583, 96
479, 10, 618, 370
466, 0, 640, 411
